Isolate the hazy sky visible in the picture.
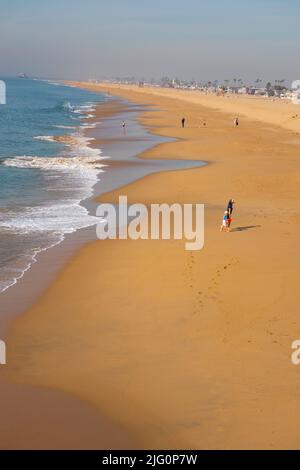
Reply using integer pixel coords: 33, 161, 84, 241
0, 0, 299, 84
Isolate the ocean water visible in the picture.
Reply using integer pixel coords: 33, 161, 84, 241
0, 78, 106, 293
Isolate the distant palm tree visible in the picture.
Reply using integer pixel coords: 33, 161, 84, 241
266, 81, 272, 91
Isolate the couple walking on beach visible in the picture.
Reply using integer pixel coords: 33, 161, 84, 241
220, 199, 235, 232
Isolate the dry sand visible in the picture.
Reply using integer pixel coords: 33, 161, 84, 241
3, 83, 300, 449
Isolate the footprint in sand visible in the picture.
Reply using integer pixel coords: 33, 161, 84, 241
204, 258, 238, 302
188, 256, 239, 315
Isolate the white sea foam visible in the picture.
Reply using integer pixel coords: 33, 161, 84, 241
33, 131, 101, 159
55, 125, 77, 130
0, 239, 62, 294
0, 201, 102, 234
64, 135, 100, 158
0, 201, 105, 293
80, 122, 97, 129
34, 135, 57, 142
73, 104, 96, 119
0, 92, 104, 294
3, 155, 105, 171
76, 104, 96, 112
80, 113, 95, 119
0, 150, 106, 293
45, 80, 64, 87
63, 101, 74, 111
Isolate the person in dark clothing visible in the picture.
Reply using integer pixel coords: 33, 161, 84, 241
181, 117, 186, 128
227, 199, 235, 216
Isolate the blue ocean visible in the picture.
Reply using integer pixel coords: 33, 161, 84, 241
0, 78, 106, 293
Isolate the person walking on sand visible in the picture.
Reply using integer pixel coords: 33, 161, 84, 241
220, 211, 230, 232
227, 198, 235, 216
227, 213, 232, 230
234, 117, 239, 127
181, 117, 186, 128
122, 121, 126, 134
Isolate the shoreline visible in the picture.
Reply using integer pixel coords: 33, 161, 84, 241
3, 83, 300, 448
0, 80, 108, 297
0, 95, 204, 329
0, 92, 204, 449
71, 82, 300, 134
0, 98, 153, 324
0, 97, 147, 449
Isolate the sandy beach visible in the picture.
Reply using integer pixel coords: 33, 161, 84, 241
3, 83, 300, 449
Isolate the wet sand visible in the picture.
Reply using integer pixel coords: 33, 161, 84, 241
3, 83, 300, 449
